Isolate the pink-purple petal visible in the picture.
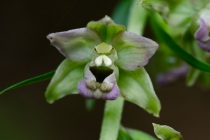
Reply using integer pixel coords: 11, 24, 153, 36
100, 84, 120, 100
157, 64, 189, 86
194, 19, 210, 52
78, 79, 120, 100
78, 80, 94, 99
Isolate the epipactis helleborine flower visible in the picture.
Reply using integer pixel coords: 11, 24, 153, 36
46, 16, 160, 116
194, 9, 210, 52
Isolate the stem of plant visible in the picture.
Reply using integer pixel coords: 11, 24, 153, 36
99, 97, 124, 140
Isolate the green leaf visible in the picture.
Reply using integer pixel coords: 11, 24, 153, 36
150, 13, 210, 73
0, 71, 55, 95
153, 123, 183, 140
45, 59, 85, 103
118, 68, 161, 117
118, 126, 157, 140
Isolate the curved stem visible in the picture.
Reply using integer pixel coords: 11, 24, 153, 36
99, 98, 124, 140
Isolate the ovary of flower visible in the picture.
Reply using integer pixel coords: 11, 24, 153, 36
95, 55, 112, 67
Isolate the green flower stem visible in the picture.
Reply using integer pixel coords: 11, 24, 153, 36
99, 97, 124, 140
127, 0, 147, 35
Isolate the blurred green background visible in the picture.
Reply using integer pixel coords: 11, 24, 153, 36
0, 0, 210, 139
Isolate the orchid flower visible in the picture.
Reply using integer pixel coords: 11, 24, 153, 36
45, 16, 160, 115
194, 9, 210, 52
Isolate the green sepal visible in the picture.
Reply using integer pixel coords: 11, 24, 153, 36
153, 123, 183, 140
118, 68, 161, 117
45, 59, 85, 104
111, 31, 158, 70
118, 126, 157, 140
87, 16, 126, 43
47, 28, 101, 62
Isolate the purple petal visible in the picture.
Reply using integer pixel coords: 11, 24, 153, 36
100, 84, 120, 100
194, 19, 210, 52
196, 40, 210, 52
78, 79, 120, 100
157, 64, 189, 86
78, 80, 94, 99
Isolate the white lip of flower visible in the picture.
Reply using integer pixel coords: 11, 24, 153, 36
95, 55, 112, 67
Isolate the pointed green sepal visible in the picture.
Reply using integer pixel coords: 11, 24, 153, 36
45, 59, 85, 103
111, 31, 158, 70
87, 16, 126, 42
153, 123, 183, 140
47, 28, 101, 62
118, 68, 161, 117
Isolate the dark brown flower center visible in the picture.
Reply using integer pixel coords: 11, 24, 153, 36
90, 66, 113, 83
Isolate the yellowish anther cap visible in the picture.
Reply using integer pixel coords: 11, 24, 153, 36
95, 42, 113, 54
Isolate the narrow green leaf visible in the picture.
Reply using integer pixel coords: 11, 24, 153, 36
118, 68, 161, 117
0, 71, 55, 95
45, 59, 85, 103
153, 123, 183, 140
150, 13, 210, 73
